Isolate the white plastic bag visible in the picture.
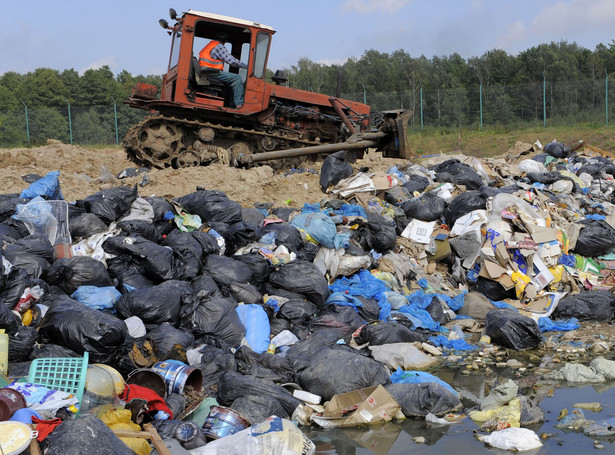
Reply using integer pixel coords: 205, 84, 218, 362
480, 427, 542, 451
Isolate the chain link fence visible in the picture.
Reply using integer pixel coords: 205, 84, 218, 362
1, 78, 614, 148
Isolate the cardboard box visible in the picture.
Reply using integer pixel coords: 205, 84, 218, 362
311, 385, 401, 429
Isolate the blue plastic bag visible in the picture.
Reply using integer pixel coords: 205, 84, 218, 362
538, 317, 580, 332
70, 285, 122, 310
236, 304, 270, 354
20, 170, 63, 200
428, 334, 477, 351
329, 269, 390, 320
390, 368, 459, 396
290, 212, 349, 249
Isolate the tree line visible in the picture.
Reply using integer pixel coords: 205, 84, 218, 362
1, 39, 615, 146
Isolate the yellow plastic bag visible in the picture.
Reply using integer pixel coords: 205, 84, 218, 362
469, 397, 521, 428
99, 408, 151, 455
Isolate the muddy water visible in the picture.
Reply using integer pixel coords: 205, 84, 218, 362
305, 365, 615, 454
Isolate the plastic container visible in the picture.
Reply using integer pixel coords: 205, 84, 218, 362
0, 388, 26, 421
0, 421, 38, 455
0, 330, 7, 376
151, 361, 203, 396
126, 369, 167, 399
27, 352, 89, 405
202, 406, 250, 440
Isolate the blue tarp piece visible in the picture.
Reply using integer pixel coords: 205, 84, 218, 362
301, 203, 321, 213
326, 292, 364, 309
538, 317, 580, 332
236, 304, 271, 354
20, 171, 63, 200
428, 335, 477, 351
390, 368, 459, 396
585, 214, 606, 221
334, 204, 367, 218
290, 211, 349, 249
70, 285, 122, 311
396, 306, 439, 331
491, 300, 518, 311
559, 254, 576, 267
329, 269, 391, 321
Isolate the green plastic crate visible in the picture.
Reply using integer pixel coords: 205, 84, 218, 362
27, 352, 89, 405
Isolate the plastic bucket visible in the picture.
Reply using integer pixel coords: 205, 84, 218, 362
151, 361, 202, 396
0, 421, 38, 455
202, 406, 250, 440
0, 388, 26, 421
126, 369, 167, 399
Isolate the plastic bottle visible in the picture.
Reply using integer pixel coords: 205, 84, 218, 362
0, 329, 8, 376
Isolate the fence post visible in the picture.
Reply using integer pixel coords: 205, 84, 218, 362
64, 98, 73, 145
111, 97, 119, 145
420, 83, 424, 131
361, 84, 367, 105
479, 84, 483, 131
606, 70, 609, 126
543, 72, 546, 128
21, 101, 30, 146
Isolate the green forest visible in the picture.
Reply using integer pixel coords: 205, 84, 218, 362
1, 39, 615, 147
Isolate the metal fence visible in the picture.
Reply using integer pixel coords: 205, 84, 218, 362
1, 78, 613, 148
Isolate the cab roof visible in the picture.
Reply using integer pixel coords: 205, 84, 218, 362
186, 10, 275, 32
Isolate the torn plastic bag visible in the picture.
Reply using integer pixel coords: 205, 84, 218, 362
83, 185, 138, 223
147, 322, 195, 362
402, 192, 446, 222
320, 151, 353, 191
217, 371, 301, 416
298, 346, 390, 400
8, 326, 37, 361
69, 213, 108, 239
311, 304, 364, 333
543, 141, 570, 159
20, 170, 63, 200
42, 414, 136, 455
38, 295, 127, 363
517, 159, 547, 174
47, 256, 113, 294
231, 394, 289, 424
290, 212, 349, 249
236, 304, 270, 354
2, 234, 54, 279
180, 290, 246, 347
174, 189, 242, 224
204, 254, 253, 286
314, 247, 371, 279
484, 309, 542, 351
432, 159, 484, 190
269, 260, 329, 307
354, 321, 425, 345
444, 191, 487, 227
13, 198, 71, 245
106, 256, 154, 291
385, 382, 462, 417
70, 285, 122, 311
0, 195, 27, 224
584, 418, 615, 437
115, 280, 192, 329
369, 343, 436, 370
479, 427, 542, 452
553, 290, 615, 321
572, 219, 615, 257
519, 395, 544, 426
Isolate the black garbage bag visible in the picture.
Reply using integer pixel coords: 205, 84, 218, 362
191, 272, 221, 295
180, 290, 245, 347
357, 212, 397, 253
553, 290, 615, 321
402, 192, 446, 222
0, 194, 27, 222
8, 326, 37, 361
427, 297, 452, 325
544, 141, 570, 159
46, 256, 113, 294
470, 276, 516, 301
355, 296, 382, 321
269, 260, 329, 307
576, 164, 603, 178
432, 159, 483, 190
42, 414, 136, 455
242, 207, 265, 226
355, 321, 425, 345
526, 171, 561, 184
30, 343, 80, 359
402, 174, 430, 194
235, 345, 296, 383
69, 213, 108, 239
117, 219, 159, 241
313, 305, 364, 333
320, 151, 353, 192
260, 222, 304, 252
444, 191, 487, 227
234, 253, 273, 284
295, 241, 319, 263
145, 196, 174, 220
277, 299, 318, 324
229, 221, 261, 250
116, 280, 192, 329
175, 190, 242, 224
83, 186, 138, 223
484, 308, 542, 350
165, 394, 186, 420
3, 234, 54, 279
0, 267, 48, 310
0, 223, 23, 248
573, 219, 615, 257
232, 394, 289, 424
298, 346, 390, 400
228, 282, 262, 304
218, 371, 301, 416
0, 302, 19, 334
204, 254, 253, 286
148, 322, 196, 362
103, 235, 177, 282
161, 230, 214, 280
38, 295, 127, 363
385, 383, 462, 417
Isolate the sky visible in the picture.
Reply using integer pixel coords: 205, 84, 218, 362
2, 0, 615, 77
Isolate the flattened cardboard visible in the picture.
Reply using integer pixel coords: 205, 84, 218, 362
480, 260, 509, 279
312, 385, 401, 429
528, 226, 558, 244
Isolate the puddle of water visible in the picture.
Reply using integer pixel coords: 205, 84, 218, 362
305, 366, 615, 454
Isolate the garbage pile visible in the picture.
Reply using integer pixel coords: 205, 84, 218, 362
0, 139, 615, 453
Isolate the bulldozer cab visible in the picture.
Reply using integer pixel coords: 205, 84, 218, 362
161, 10, 275, 113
